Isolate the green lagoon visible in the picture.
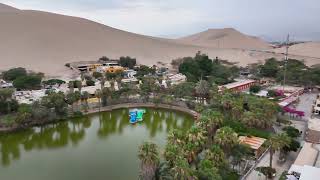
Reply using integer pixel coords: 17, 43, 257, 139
0, 108, 193, 180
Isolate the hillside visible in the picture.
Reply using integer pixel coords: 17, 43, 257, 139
0, 3, 318, 78
178, 28, 271, 50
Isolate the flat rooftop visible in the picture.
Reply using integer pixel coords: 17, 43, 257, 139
222, 79, 255, 89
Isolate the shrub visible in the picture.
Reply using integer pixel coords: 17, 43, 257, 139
86, 80, 95, 86
249, 85, 261, 93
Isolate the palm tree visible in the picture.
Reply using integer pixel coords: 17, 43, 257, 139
101, 87, 111, 106
268, 133, 291, 169
68, 81, 74, 93
76, 81, 82, 93
81, 91, 90, 112
184, 126, 207, 164
195, 80, 209, 104
197, 159, 222, 180
199, 110, 223, 145
171, 156, 196, 180
138, 142, 160, 180
241, 111, 260, 128
95, 89, 102, 112
100, 77, 106, 90
66, 92, 77, 113
214, 126, 238, 155
204, 145, 226, 168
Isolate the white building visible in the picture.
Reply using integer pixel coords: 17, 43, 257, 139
167, 73, 186, 85
0, 79, 13, 89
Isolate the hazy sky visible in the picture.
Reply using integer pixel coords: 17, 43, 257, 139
1, 0, 319, 41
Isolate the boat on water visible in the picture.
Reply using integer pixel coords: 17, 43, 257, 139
129, 109, 146, 124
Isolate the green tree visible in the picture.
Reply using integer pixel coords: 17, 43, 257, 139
119, 56, 137, 69
197, 159, 222, 180
2, 67, 27, 81
81, 91, 90, 112
0, 88, 15, 114
249, 85, 261, 94
268, 133, 291, 169
259, 58, 279, 78
92, 72, 103, 79
41, 92, 68, 118
138, 142, 160, 180
95, 89, 102, 112
214, 127, 238, 155
199, 110, 223, 145
13, 75, 42, 90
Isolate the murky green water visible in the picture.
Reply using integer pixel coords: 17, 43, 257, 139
0, 108, 193, 180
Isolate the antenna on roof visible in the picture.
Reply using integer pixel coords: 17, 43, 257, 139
283, 34, 290, 91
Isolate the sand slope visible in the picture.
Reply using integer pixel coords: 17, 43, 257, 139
178, 28, 271, 50
0, 3, 319, 77
274, 42, 320, 58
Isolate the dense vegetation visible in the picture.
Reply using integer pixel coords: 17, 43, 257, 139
1, 67, 43, 90
137, 81, 289, 180
177, 52, 239, 85
253, 58, 320, 86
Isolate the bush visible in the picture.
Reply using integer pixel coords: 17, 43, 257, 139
119, 56, 137, 69
0, 114, 16, 126
13, 75, 42, 90
43, 79, 66, 86
283, 126, 300, 138
72, 111, 84, 118
86, 80, 95, 86
92, 72, 103, 79
2, 67, 27, 81
249, 85, 261, 93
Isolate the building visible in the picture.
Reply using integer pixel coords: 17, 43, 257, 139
239, 136, 266, 158
219, 79, 256, 92
70, 60, 119, 72
287, 142, 320, 180
167, 73, 186, 85
312, 94, 320, 115
0, 79, 13, 89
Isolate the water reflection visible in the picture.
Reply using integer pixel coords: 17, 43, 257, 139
0, 108, 193, 167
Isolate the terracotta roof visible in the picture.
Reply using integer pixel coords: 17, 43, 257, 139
239, 136, 266, 150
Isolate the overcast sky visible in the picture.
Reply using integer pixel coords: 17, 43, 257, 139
1, 0, 319, 41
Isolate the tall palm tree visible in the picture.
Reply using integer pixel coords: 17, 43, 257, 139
171, 156, 196, 180
95, 89, 102, 112
184, 126, 207, 164
268, 133, 291, 169
214, 126, 238, 155
195, 80, 209, 104
77, 81, 83, 93
101, 87, 111, 106
81, 91, 90, 112
204, 145, 226, 168
100, 77, 106, 90
199, 110, 223, 145
138, 142, 160, 180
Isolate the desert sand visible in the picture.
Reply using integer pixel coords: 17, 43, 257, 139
0, 3, 319, 77
178, 28, 271, 50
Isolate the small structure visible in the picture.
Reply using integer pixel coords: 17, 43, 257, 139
0, 79, 13, 89
219, 79, 256, 92
167, 73, 186, 85
312, 94, 320, 115
239, 136, 266, 158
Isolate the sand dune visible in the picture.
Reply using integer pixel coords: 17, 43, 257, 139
178, 28, 271, 50
274, 42, 320, 58
0, 3, 319, 77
